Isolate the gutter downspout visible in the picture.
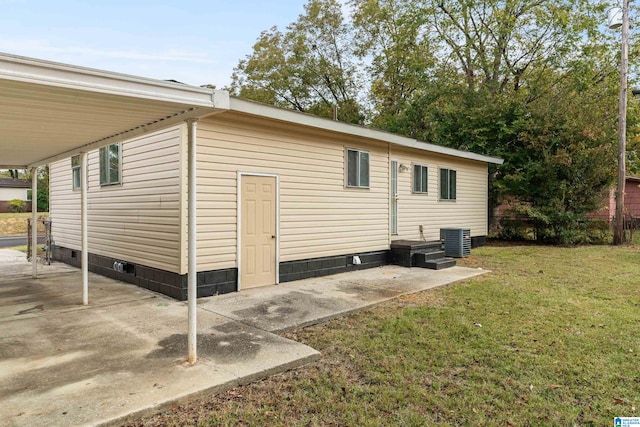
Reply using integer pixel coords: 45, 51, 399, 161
31, 167, 37, 278
187, 119, 198, 363
81, 152, 88, 305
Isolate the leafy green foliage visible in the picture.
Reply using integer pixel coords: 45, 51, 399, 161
7, 199, 26, 213
230, 0, 365, 124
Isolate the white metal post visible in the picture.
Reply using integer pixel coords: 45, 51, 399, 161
31, 167, 38, 278
187, 119, 198, 363
81, 152, 89, 305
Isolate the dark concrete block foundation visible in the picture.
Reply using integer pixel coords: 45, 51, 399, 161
279, 250, 390, 283
53, 236, 487, 300
53, 245, 236, 301
471, 236, 486, 248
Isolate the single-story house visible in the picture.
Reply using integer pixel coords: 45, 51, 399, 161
49, 99, 503, 300
1, 51, 501, 361
0, 178, 32, 213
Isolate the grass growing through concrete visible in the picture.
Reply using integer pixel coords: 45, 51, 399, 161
0, 212, 48, 236
127, 244, 640, 426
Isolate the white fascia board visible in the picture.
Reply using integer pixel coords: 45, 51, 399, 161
228, 97, 504, 165
0, 51, 228, 108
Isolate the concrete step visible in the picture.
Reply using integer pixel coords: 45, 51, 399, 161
391, 240, 444, 267
413, 250, 445, 262
390, 240, 442, 251
421, 257, 456, 270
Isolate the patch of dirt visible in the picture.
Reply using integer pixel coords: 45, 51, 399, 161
0, 213, 48, 236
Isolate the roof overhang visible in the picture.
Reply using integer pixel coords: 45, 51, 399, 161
0, 52, 229, 169
228, 97, 504, 165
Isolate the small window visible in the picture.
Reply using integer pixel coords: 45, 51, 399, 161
26, 189, 32, 201
71, 155, 81, 190
439, 168, 457, 201
346, 148, 370, 188
99, 143, 121, 186
413, 164, 428, 193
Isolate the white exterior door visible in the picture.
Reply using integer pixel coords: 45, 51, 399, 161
240, 175, 277, 289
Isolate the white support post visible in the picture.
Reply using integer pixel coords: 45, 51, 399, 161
81, 152, 89, 305
187, 119, 198, 363
31, 167, 38, 278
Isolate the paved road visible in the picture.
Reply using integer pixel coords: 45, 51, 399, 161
0, 235, 45, 248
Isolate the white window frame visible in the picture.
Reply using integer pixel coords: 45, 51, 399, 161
439, 167, 457, 201
390, 159, 398, 235
99, 143, 122, 186
345, 147, 370, 189
71, 154, 81, 190
412, 163, 428, 194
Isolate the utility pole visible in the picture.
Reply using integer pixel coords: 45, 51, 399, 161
613, 0, 629, 245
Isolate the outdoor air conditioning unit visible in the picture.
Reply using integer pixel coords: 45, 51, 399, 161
440, 228, 471, 258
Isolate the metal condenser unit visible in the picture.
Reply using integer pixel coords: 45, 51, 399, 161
440, 228, 471, 258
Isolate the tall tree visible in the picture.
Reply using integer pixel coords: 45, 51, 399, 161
230, 0, 365, 123
427, 0, 611, 95
350, 0, 441, 130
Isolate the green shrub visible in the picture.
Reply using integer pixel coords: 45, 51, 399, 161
496, 203, 612, 245
7, 199, 26, 213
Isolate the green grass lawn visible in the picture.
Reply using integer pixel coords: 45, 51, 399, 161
127, 243, 640, 426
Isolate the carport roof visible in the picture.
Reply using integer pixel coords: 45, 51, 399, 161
0, 52, 228, 169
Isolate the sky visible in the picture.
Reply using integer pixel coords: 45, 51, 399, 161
0, 0, 310, 87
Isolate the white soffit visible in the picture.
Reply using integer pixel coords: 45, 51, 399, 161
0, 52, 228, 168
228, 97, 504, 165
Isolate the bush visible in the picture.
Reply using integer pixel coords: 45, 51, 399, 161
7, 199, 26, 213
496, 203, 612, 245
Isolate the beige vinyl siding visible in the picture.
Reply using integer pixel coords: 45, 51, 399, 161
392, 146, 488, 240
197, 113, 389, 271
50, 160, 82, 250
49, 125, 186, 273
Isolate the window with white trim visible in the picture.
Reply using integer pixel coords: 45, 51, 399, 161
439, 168, 456, 200
346, 148, 370, 188
99, 143, 121, 186
71, 155, 81, 190
413, 164, 428, 193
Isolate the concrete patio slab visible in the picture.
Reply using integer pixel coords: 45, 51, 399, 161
1, 258, 488, 427
0, 269, 319, 427
0, 248, 77, 279
200, 265, 489, 333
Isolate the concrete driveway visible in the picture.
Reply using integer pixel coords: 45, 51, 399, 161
0, 253, 487, 427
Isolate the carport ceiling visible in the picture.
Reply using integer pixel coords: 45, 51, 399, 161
0, 52, 227, 169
